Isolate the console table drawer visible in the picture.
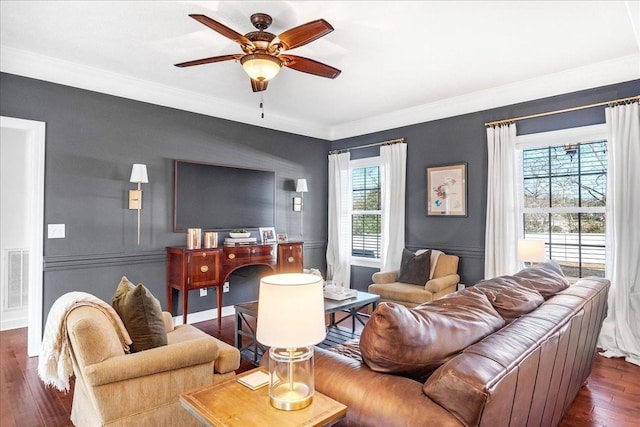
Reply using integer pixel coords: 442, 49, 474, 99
188, 250, 221, 287
224, 244, 274, 261
277, 243, 303, 273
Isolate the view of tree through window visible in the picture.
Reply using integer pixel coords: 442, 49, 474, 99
352, 166, 381, 258
522, 140, 607, 277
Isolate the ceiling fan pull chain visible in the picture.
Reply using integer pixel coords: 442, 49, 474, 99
260, 93, 265, 119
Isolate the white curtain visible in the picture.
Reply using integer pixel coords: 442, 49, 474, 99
598, 101, 640, 366
484, 123, 520, 278
380, 143, 407, 271
326, 152, 352, 288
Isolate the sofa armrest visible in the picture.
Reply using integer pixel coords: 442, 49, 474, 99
425, 274, 460, 293
83, 336, 218, 387
372, 270, 400, 284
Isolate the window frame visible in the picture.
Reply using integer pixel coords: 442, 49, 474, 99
516, 123, 608, 277
349, 156, 383, 268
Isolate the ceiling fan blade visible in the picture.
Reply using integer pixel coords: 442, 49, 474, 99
250, 79, 269, 92
280, 55, 341, 79
189, 14, 254, 48
275, 19, 334, 50
174, 54, 241, 68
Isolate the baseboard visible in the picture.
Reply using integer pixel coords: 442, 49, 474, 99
0, 317, 28, 331
172, 305, 236, 326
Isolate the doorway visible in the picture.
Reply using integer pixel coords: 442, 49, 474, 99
0, 116, 45, 357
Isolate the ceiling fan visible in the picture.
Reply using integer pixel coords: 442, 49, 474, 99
175, 13, 341, 92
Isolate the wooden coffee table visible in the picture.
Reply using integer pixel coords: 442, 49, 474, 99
180, 368, 347, 426
235, 291, 379, 364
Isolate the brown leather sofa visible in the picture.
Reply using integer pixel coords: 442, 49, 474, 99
314, 261, 610, 427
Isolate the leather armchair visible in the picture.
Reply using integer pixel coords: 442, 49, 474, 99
368, 251, 460, 307
66, 305, 239, 426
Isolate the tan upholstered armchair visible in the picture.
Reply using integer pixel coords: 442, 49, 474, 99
368, 250, 460, 307
66, 305, 240, 426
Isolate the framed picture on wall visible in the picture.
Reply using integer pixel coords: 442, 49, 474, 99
259, 227, 277, 243
426, 163, 467, 217
277, 233, 288, 242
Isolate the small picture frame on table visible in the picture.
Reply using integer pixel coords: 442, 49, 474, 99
277, 233, 288, 243
426, 163, 467, 217
259, 227, 277, 243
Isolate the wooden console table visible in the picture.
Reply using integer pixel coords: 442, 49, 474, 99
166, 242, 303, 330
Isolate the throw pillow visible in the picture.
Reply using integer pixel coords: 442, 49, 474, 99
465, 276, 544, 323
359, 291, 505, 382
112, 276, 167, 353
513, 260, 570, 299
397, 249, 432, 285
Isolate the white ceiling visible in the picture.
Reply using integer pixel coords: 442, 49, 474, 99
1, 1, 639, 140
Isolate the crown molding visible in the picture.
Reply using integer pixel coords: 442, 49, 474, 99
328, 54, 640, 140
0, 46, 331, 140
2, 46, 637, 141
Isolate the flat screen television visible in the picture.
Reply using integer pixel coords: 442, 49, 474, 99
173, 160, 275, 232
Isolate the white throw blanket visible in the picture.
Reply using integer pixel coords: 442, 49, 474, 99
37, 291, 132, 392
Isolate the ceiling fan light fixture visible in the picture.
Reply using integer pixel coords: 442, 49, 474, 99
241, 53, 282, 81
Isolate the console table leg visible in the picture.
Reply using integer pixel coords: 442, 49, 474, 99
182, 289, 188, 325
217, 285, 223, 331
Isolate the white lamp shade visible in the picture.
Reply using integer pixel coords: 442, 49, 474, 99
130, 164, 148, 183
296, 178, 308, 193
256, 273, 326, 348
517, 239, 546, 262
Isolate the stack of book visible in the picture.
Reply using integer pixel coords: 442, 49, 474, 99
224, 237, 257, 245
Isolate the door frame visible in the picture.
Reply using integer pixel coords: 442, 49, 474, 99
1, 116, 45, 357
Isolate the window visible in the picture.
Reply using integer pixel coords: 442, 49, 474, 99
518, 125, 607, 278
350, 158, 382, 265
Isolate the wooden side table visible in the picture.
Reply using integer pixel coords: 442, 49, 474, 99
180, 368, 346, 426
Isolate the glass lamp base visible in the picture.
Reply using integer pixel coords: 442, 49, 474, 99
270, 381, 313, 410
268, 346, 315, 411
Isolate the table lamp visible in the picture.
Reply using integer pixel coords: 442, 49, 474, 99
256, 273, 326, 410
517, 239, 546, 266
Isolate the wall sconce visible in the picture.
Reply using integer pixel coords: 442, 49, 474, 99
129, 163, 148, 245
292, 197, 302, 211
294, 179, 308, 238
517, 239, 546, 267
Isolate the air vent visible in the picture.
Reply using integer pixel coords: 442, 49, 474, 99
4, 249, 28, 310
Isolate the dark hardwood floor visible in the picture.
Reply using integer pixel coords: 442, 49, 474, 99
1, 316, 639, 426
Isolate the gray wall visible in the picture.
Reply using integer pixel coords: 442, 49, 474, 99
1, 71, 637, 318
0, 72, 329, 319
331, 79, 639, 289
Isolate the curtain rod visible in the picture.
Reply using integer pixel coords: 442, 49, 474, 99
485, 95, 640, 127
328, 137, 405, 155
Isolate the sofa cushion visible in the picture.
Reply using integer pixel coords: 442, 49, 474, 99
359, 291, 505, 381
112, 276, 167, 352
397, 249, 432, 285
513, 260, 570, 299
465, 276, 544, 323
